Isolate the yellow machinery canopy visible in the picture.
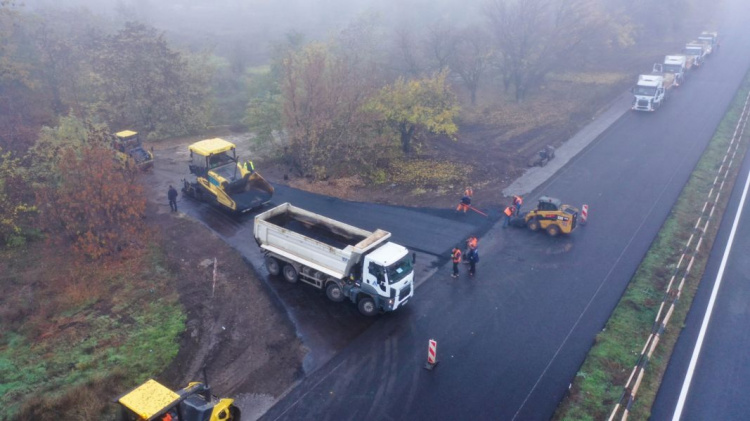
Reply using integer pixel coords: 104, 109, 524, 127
118, 379, 180, 419
115, 130, 138, 139
189, 138, 236, 156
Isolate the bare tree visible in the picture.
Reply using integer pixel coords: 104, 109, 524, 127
424, 21, 458, 72
393, 26, 423, 77
450, 27, 493, 105
485, 0, 611, 101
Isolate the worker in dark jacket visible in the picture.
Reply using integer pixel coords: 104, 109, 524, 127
467, 248, 479, 277
451, 247, 462, 278
168, 185, 178, 212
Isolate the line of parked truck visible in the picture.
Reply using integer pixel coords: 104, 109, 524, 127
631, 31, 720, 112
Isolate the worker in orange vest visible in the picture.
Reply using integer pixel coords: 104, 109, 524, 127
456, 195, 471, 213
503, 205, 515, 227
464, 235, 478, 262
456, 186, 474, 213
512, 195, 523, 214
451, 247, 462, 278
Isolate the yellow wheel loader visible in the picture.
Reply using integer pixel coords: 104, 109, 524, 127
113, 130, 154, 170
182, 138, 274, 214
523, 196, 579, 236
116, 379, 240, 421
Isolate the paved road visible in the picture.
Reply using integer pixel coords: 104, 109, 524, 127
158, 178, 496, 372
258, 1, 750, 420
651, 132, 750, 417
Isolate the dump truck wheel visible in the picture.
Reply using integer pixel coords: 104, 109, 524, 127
527, 218, 540, 232
326, 282, 345, 302
283, 264, 298, 283
265, 256, 280, 276
546, 224, 561, 237
358, 297, 377, 316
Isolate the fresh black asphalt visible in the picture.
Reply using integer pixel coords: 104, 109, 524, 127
254, 1, 750, 420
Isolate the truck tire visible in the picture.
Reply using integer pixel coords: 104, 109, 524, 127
326, 282, 345, 302
546, 224, 561, 237
265, 256, 280, 276
527, 218, 540, 232
358, 297, 377, 316
283, 264, 298, 283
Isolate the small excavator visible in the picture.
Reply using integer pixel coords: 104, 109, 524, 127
113, 130, 154, 170
523, 196, 580, 236
116, 379, 240, 421
182, 138, 274, 214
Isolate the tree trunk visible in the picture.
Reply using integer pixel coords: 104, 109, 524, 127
400, 123, 415, 154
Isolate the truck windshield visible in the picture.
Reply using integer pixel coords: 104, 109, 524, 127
684, 48, 701, 55
663, 64, 682, 73
386, 255, 413, 284
634, 86, 657, 96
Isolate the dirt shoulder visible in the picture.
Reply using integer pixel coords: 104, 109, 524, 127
148, 199, 304, 415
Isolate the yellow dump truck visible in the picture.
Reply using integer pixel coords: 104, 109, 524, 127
113, 130, 154, 170
182, 138, 273, 213
116, 379, 240, 421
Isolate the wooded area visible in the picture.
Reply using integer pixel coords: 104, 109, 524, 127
0, 0, 718, 418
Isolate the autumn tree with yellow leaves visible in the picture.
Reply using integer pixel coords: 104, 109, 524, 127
368, 70, 460, 154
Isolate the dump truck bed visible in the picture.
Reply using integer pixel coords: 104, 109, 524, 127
254, 203, 391, 278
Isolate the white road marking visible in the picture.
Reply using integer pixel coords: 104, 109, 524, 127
672, 167, 750, 420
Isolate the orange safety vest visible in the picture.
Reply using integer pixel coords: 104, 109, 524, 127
504, 206, 514, 217
465, 187, 474, 197
452, 248, 462, 263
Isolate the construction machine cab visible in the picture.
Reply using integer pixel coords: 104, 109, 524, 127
116, 379, 240, 421
113, 130, 154, 169
182, 138, 273, 213
537, 196, 561, 211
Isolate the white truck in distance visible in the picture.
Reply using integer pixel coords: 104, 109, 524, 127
684, 41, 708, 66
253, 203, 415, 316
632, 74, 670, 112
698, 31, 719, 53
661, 55, 689, 86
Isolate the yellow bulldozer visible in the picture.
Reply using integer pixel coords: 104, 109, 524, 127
182, 138, 274, 214
113, 130, 154, 170
523, 196, 580, 236
116, 379, 240, 421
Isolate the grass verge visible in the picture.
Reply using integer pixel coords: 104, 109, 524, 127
554, 69, 750, 420
0, 243, 185, 420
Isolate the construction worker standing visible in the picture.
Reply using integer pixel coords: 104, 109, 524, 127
464, 236, 478, 262
168, 185, 178, 212
467, 248, 479, 277
503, 205, 515, 227
451, 247, 462, 278
513, 195, 523, 214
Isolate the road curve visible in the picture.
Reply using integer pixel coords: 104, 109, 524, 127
259, 1, 750, 420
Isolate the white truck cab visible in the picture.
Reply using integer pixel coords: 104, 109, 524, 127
362, 242, 414, 312
697, 31, 719, 54
632, 74, 666, 112
684, 41, 707, 66
662, 55, 687, 86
